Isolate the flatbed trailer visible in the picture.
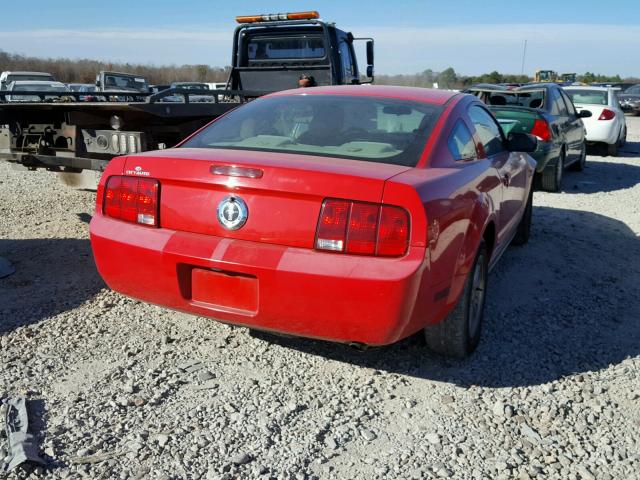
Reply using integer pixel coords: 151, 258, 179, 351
0, 88, 258, 172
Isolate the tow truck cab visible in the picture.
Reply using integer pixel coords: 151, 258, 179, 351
229, 11, 374, 93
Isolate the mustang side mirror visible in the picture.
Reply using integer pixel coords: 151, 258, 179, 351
507, 132, 537, 153
578, 109, 592, 118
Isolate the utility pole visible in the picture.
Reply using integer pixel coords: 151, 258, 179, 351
521, 40, 528, 75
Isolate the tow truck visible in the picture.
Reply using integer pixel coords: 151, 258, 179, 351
0, 11, 374, 183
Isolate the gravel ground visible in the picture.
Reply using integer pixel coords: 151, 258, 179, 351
1, 117, 639, 480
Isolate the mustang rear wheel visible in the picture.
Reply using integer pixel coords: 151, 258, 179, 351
424, 240, 488, 358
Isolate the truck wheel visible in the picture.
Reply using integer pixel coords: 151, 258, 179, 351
607, 141, 619, 157
512, 187, 533, 246
540, 150, 564, 192
569, 141, 587, 171
424, 240, 488, 358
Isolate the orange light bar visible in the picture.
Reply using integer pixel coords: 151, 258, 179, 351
287, 11, 320, 20
236, 11, 320, 24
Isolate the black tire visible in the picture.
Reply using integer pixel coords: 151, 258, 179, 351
607, 141, 619, 157
424, 240, 488, 358
512, 187, 533, 246
569, 141, 587, 171
619, 127, 627, 147
540, 149, 564, 192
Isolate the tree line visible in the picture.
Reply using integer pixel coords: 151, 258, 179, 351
1, 50, 637, 88
375, 68, 639, 89
0, 50, 230, 85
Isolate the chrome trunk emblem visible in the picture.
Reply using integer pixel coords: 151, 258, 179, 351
217, 196, 248, 230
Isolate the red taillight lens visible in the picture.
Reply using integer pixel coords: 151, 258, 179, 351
104, 175, 159, 227
346, 203, 379, 255
531, 119, 551, 142
316, 199, 349, 252
598, 109, 615, 121
377, 206, 410, 256
316, 199, 410, 257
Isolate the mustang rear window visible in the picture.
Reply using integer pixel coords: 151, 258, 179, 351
180, 95, 442, 167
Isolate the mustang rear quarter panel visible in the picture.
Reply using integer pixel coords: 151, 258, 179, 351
397, 98, 501, 324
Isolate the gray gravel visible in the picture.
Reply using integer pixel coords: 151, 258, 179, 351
1, 117, 640, 479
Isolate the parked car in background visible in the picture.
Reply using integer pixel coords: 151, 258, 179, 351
5, 80, 69, 102
564, 86, 626, 155
161, 82, 215, 103
618, 84, 640, 115
149, 84, 170, 94
207, 82, 229, 90
90, 85, 537, 357
95, 71, 149, 101
68, 83, 99, 101
467, 83, 591, 192
0, 71, 56, 90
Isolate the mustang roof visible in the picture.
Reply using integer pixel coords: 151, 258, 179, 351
269, 85, 460, 105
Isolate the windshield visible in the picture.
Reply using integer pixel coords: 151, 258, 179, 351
181, 95, 441, 167
565, 90, 608, 106
248, 36, 326, 60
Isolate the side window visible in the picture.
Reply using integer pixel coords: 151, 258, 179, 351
338, 40, 355, 83
551, 90, 567, 116
548, 91, 566, 115
468, 106, 505, 157
448, 121, 477, 161
559, 90, 577, 116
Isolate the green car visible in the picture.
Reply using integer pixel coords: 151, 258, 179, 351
465, 84, 592, 192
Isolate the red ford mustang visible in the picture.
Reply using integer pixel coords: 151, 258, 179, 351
90, 86, 536, 357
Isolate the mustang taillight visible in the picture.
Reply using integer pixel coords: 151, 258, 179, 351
531, 119, 552, 142
104, 176, 159, 227
598, 109, 615, 121
315, 199, 410, 257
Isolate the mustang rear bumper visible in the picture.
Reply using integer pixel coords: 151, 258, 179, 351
90, 215, 429, 345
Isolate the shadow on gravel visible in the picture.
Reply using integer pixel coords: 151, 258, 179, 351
620, 140, 640, 157
587, 140, 640, 158
253, 207, 640, 388
0, 238, 104, 333
561, 157, 640, 194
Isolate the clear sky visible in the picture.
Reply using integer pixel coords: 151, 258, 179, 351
1, 0, 639, 76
